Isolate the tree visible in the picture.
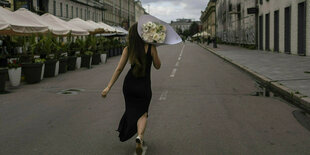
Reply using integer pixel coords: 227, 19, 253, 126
189, 22, 199, 36
176, 27, 183, 35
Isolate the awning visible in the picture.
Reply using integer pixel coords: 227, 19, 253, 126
41, 13, 89, 36
0, 7, 48, 35
68, 18, 104, 34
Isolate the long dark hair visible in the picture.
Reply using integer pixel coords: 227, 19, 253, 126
128, 23, 146, 77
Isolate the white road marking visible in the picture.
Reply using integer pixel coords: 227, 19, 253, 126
175, 61, 180, 67
178, 57, 182, 61
170, 68, 177, 77
159, 90, 168, 101
180, 45, 185, 57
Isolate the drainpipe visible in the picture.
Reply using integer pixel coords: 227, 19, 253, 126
128, 0, 130, 29
213, 0, 217, 48
255, 0, 258, 49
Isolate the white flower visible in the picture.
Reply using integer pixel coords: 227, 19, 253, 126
141, 21, 167, 44
153, 33, 160, 42
147, 22, 153, 27
143, 26, 149, 33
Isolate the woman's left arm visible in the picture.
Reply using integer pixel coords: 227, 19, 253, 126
101, 47, 129, 98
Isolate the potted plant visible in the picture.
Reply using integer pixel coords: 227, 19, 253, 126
21, 35, 44, 84
41, 33, 58, 78
81, 51, 93, 68
54, 39, 68, 74
89, 36, 100, 65
79, 37, 93, 68
98, 37, 107, 64
7, 59, 21, 87
0, 68, 7, 93
66, 34, 77, 71
75, 38, 85, 69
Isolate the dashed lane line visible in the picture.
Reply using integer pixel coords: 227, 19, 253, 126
170, 68, 177, 78
159, 90, 168, 101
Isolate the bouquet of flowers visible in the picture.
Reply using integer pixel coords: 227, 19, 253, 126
141, 21, 166, 44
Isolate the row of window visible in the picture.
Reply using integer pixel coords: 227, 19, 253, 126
259, 2, 306, 55
52, 1, 103, 22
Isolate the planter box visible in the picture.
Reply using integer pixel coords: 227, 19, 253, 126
44, 59, 57, 78
0, 58, 8, 68
91, 53, 101, 65
59, 58, 67, 74
0, 68, 8, 92
55, 61, 59, 76
100, 54, 107, 64
81, 55, 92, 68
67, 56, 77, 71
21, 63, 43, 84
108, 48, 113, 57
76, 57, 81, 69
8, 67, 21, 87
41, 64, 45, 80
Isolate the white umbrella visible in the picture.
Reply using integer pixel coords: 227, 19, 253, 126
41, 13, 89, 36
0, 7, 48, 35
98, 22, 117, 33
15, 8, 71, 36
68, 18, 103, 34
86, 20, 107, 33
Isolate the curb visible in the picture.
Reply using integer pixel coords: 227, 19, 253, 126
198, 44, 310, 113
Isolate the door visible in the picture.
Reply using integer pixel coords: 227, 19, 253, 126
265, 13, 270, 51
274, 10, 279, 52
259, 15, 263, 50
298, 2, 306, 56
285, 6, 291, 54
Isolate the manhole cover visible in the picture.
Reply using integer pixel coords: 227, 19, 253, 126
57, 91, 78, 95
62, 88, 85, 92
57, 88, 84, 95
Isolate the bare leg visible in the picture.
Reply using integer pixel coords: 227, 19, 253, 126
137, 113, 148, 140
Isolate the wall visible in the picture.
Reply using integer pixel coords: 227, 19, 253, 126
216, 0, 256, 45
259, 0, 308, 55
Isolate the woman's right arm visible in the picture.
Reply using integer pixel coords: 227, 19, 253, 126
151, 45, 161, 69
101, 47, 129, 98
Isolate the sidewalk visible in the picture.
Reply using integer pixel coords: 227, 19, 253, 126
199, 43, 310, 112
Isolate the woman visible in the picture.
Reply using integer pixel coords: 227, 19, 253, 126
101, 23, 161, 154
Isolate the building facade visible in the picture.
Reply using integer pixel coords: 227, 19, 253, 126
216, 0, 256, 45
135, 0, 146, 23
0, 0, 12, 10
9, 0, 145, 29
200, 0, 216, 38
258, 0, 309, 56
170, 18, 196, 32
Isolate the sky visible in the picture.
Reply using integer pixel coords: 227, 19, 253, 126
141, 0, 209, 23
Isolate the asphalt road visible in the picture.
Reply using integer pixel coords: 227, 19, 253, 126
1, 42, 310, 155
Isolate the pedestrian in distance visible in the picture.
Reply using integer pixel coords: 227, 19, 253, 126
101, 15, 182, 155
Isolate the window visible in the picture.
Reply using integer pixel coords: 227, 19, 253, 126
85, 9, 87, 20
80, 8, 83, 19
71, 6, 73, 18
53, 1, 56, 15
76, 7, 78, 18
60, 2, 63, 17
66, 4, 68, 18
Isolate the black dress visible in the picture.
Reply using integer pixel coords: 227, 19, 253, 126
117, 45, 153, 142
